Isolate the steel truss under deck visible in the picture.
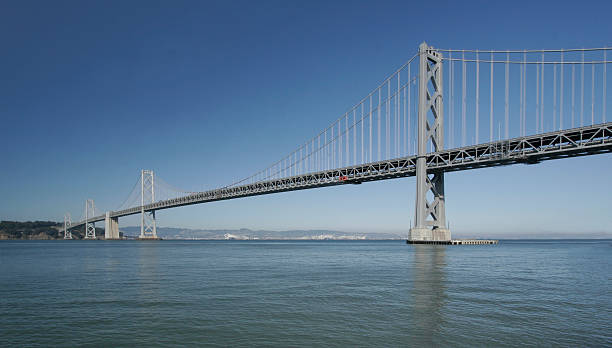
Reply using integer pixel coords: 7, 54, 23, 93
66, 122, 612, 230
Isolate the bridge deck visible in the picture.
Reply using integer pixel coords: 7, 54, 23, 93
69, 122, 612, 229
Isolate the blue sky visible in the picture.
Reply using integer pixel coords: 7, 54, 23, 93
1, 0, 610, 237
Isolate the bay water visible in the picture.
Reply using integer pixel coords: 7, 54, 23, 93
1, 240, 610, 347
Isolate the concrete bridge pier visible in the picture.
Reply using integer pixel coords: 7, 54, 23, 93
408, 42, 451, 243
104, 212, 120, 239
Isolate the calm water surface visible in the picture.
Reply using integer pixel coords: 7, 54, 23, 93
1, 240, 610, 347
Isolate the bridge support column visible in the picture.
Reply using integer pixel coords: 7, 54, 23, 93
104, 212, 120, 239
409, 42, 451, 242
139, 170, 158, 239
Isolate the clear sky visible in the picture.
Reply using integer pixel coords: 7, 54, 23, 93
1, 0, 611, 237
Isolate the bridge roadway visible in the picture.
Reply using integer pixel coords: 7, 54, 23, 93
69, 122, 612, 229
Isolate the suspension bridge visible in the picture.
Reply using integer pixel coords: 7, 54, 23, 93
62, 42, 612, 242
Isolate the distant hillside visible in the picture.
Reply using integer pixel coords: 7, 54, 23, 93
119, 226, 404, 240
0, 221, 103, 240
0, 221, 403, 240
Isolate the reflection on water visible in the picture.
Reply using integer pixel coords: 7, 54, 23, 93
410, 245, 447, 345
136, 242, 162, 301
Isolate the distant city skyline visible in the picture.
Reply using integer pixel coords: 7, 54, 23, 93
1, 0, 611, 236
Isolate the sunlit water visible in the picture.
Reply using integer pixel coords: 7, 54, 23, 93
1, 240, 610, 347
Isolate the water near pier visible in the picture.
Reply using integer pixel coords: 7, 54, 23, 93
1, 240, 610, 347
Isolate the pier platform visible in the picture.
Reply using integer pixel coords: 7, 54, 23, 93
407, 239, 498, 245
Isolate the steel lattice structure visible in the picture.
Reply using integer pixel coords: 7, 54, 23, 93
410, 43, 450, 241
84, 199, 96, 239
140, 170, 157, 239
63, 213, 72, 239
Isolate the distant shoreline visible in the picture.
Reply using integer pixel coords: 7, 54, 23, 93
1, 221, 610, 240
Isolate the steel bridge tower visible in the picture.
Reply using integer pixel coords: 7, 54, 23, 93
84, 199, 96, 239
63, 213, 73, 239
140, 169, 158, 239
409, 42, 451, 242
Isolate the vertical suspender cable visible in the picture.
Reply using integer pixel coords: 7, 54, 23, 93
505, 52, 509, 139
591, 63, 595, 125
325, 129, 328, 170
393, 73, 400, 157
520, 52, 524, 136
408, 65, 411, 154
345, 113, 348, 167
361, 104, 364, 164
462, 50, 466, 146
394, 74, 397, 157
572, 64, 576, 128
331, 127, 334, 170
338, 121, 341, 168
341, 118, 344, 167
337, 122, 339, 169
341, 119, 344, 167
397, 72, 400, 156
553, 63, 557, 131
581, 51, 584, 127
604, 49, 607, 123
490, 52, 494, 142
369, 95, 372, 162
353, 110, 356, 165
320, 134, 323, 171
312, 140, 315, 173
403, 75, 407, 154
560, 52, 564, 129
309, 141, 312, 173
387, 84, 391, 155
317, 135, 320, 172
572, 65, 575, 128
541, 53, 545, 132
378, 89, 381, 161
476, 50, 480, 143
340, 118, 343, 167
413, 81, 417, 153
449, 52, 453, 147
523, 52, 527, 135
536, 58, 540, 133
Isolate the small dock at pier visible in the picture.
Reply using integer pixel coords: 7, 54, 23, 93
407, 239, 498, 245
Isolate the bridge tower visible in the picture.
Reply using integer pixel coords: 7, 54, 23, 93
84, 199, 96, 239
409, 42, 451, 242
63, 213, 73, 239
139, 169, 158, 239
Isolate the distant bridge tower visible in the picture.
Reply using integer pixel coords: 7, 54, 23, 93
84, 199, 96, 239
140, 170, 158, 239
63, 213, 73, 239
409, 42, 451, 242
